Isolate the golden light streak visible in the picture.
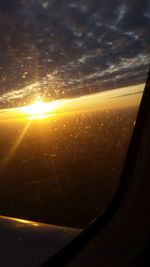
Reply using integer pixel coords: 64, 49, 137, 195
0, 216, 39, 227
11, 218, 39, 227
0, 100, 63, 173
0, 120, 31, 175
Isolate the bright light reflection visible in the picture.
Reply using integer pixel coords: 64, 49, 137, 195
14, 218, 39, 227
10, 217, 39, 227
0, 215, 39, 227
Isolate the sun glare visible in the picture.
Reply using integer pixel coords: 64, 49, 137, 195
22, 100, 59, 118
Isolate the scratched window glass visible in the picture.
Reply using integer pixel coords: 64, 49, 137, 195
0, 1, 149, 228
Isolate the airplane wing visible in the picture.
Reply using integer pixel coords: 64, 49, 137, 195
0, 215, 81, 267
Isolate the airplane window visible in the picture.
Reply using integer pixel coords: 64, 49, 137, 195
0, 1, 149, 229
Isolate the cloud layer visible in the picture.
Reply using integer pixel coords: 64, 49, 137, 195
0, 0, 149, 107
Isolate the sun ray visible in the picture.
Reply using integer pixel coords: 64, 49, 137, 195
0, 120, 31, 175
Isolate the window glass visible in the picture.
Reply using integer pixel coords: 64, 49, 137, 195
0, 0, 149, 228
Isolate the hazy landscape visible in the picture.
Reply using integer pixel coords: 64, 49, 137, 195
0, 101, 139, 228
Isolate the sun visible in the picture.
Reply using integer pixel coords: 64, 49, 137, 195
23, 101, 50, 116
21, 100, 59, 118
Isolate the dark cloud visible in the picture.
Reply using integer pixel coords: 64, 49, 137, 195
0, 0, 22, 13
109, 90, 144, 99
0, 0, 149, 108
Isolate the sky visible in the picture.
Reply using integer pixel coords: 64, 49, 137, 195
0, 0, 149, 108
